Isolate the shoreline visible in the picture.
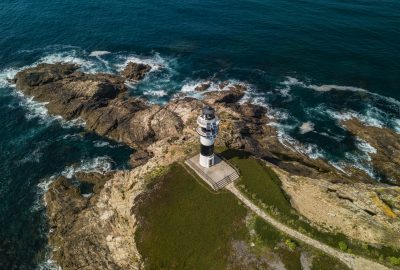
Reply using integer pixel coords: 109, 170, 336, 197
12, 62, 400, 269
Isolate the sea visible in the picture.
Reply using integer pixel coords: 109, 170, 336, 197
0, 0, 399, 268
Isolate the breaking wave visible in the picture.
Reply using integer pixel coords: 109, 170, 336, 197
89, 50, 111, 57
31, 155, 114, 213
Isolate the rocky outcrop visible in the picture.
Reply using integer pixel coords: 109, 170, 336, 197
273, 166, 400, 247
14, 63, 400, 269
121, 62, 151, 81
343, 119, 400, 185
204, 84, 246, 104
14, 63, 183, 148
194, 81, 211, 92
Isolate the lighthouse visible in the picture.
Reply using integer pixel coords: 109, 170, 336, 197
197, 106, 219, 168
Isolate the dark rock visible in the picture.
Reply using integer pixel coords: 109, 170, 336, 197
121, 62, 151, 81
204, 84, 246, 104
239, 103, 267, 118
218, 81, 229, 89
130, 150, 153, 168
194, 81, 211, 92
14, 63, 79, 89
14, 63, 184, 149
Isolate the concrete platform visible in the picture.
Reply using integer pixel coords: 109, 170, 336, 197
185, 154, 240, 190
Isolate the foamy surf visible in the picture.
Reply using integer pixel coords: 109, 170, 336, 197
61, 156, 114, 178
31, 156, 115, 212
36, 258, 60, 270
89, 50, 111, 57
299, 121, 315, 134
115, 52, 171, 73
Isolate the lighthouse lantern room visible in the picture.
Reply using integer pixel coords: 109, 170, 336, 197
196, 106, 220, 168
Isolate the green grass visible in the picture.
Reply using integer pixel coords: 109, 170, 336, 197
135, 157, 352, 269
311, 253, 349, 270
252, 216, 348, 270
219, 148, 399, 267
135, 163, 247, 270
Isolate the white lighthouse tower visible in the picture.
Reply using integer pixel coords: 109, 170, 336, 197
197, 106, 219, 168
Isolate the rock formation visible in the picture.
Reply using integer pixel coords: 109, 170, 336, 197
343, 119, 400, 185
121, 62, 152, 81
14, 63, 182, 148
13, 63, 400, 269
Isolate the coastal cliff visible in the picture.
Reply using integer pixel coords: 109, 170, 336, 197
14, 63, 400, 269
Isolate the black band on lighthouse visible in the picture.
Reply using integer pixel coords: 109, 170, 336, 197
200, 144, 214, 156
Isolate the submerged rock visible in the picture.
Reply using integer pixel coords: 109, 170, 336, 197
121, 62, 152, 81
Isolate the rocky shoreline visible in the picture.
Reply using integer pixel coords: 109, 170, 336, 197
13, 63, 400, 269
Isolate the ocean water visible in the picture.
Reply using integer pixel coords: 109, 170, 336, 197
0, 0, 399, 268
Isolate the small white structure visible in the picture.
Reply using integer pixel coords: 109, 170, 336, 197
196, 106, 219, 168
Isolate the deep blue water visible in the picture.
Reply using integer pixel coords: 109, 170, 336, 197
0, 0, 399, 268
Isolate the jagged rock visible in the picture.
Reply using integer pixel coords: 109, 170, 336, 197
13, 63, 400, 268
343, 119, 400, 185
274, 166, 400, 247
45, 174, 129, 270
14, 63, 183, 148
130, 150, 153, 168
204, 84, 246, 104
238, 102, 267, 118
121, 62, 151, 81
194, 81, 211, 91
150, 108, 184, 140
15, 63, 79, 89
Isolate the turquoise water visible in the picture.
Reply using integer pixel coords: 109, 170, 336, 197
0, 0, 399, 268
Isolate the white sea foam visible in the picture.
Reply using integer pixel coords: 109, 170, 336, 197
31, 156, 114, 212
299, 121, 315, 134
345, 152, 376, 179
61, 156, 114, 178
394, 119, 400, 133
38, 50, 97, 73
36, 258, 61, 270
116, 52, 168, 73
143, 89, 168, 97
0, 67, 19, 88
328, 161, 349, 175
93, 140, 110, 147
19, 144, 44, 164
89, 50, 111, 57
282, 76, 400, 108
356, 138, 377, 155
325, 109, 384, 128
269, 122, 325, 160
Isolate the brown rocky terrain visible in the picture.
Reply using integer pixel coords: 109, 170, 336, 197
343, 118, 400, 184
121, 62, 152, 81
13, 63, 400, 269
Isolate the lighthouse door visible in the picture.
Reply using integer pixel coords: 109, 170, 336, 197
209, 159, 213, 167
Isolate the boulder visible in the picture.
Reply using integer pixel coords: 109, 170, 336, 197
121, 62, 151, 81
204, 84, 246, 104
14, 63, 78, 89
194, 81, 211, 92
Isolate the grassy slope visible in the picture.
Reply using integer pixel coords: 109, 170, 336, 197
219, 149, 399, 267
135, 163, 247, 270
135, 159, 348, 270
